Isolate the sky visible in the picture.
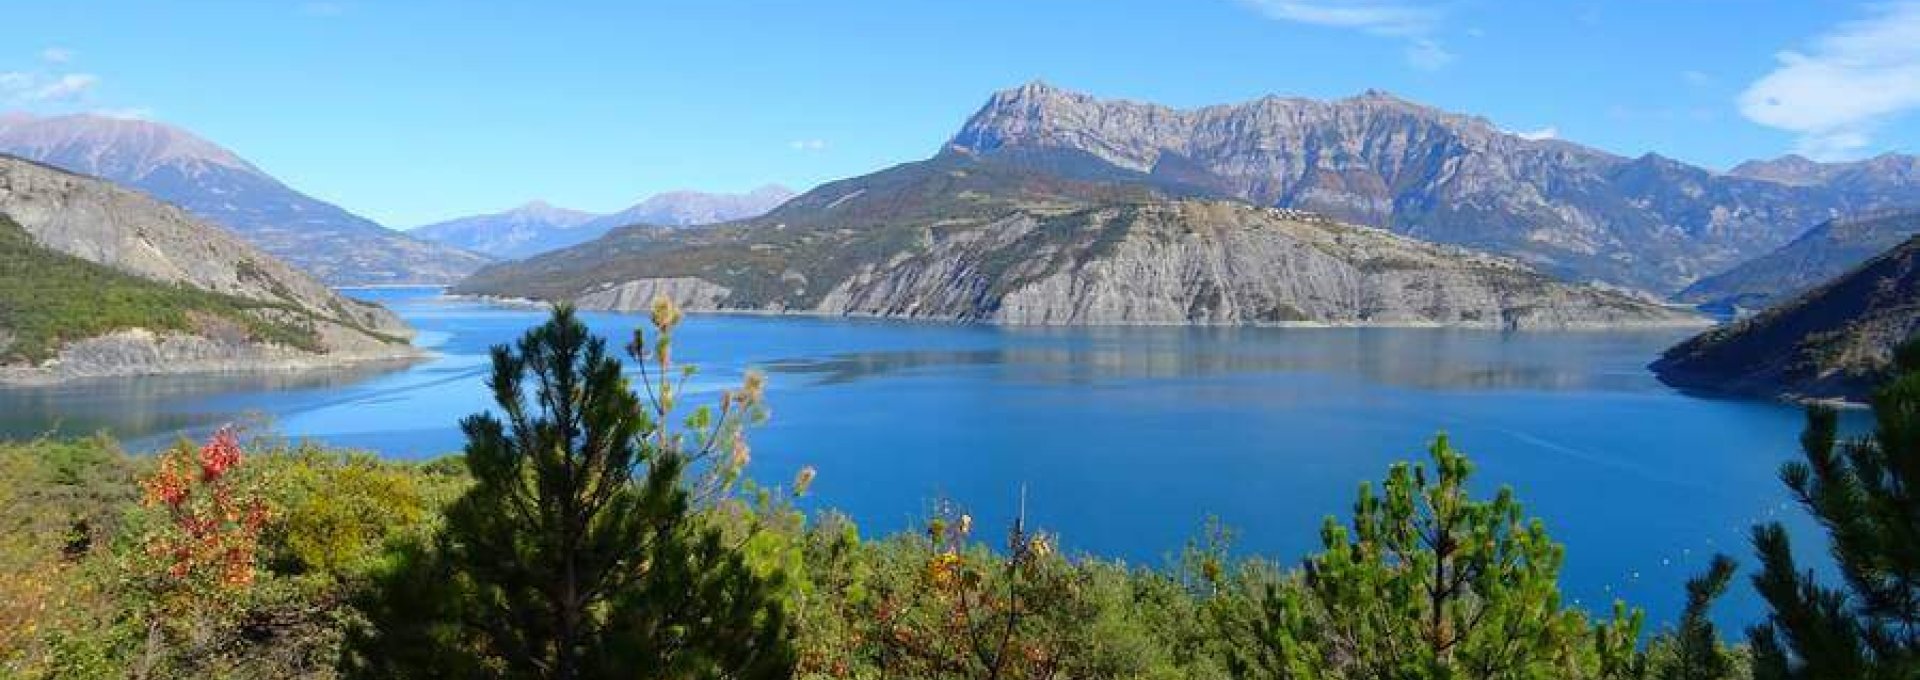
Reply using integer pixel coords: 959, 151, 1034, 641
4, 1, 1919, 227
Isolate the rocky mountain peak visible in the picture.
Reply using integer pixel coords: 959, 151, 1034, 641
0, 112, 257, 180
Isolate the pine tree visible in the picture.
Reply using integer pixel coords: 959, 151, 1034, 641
1747, 343, 1920, 680
1650, 555, 1738, 680
1232, 435, 1644, 679
346, 304, 794, 679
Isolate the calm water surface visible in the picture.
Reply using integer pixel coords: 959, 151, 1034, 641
0, 287, 1838, 629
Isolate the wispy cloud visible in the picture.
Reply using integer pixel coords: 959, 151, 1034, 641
1512, 126, 1558, 141
90, 107, 153, 120
1739, 1, 1920, 159
1237, 0, 1454, 70
39, 47, 73, 65
788, 139, 827, 152
1681, 70, 1711, 87
0, 71, 99, 103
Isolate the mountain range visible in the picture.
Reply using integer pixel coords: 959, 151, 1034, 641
0, 113, 488, 285
0, 154, 419, 383
410, 185, 793, 260
1677, 210, 1920, 311
947, 82, 1920, 293
455, 142, 1701, 330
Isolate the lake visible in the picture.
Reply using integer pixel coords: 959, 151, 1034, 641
0, 287, 1835, 630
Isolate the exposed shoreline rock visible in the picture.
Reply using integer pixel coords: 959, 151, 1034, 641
0, 328, 427, 386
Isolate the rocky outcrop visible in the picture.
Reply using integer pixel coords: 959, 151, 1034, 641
0, 113, 488, 284
514, 197, 1702, 330
576, 277, 733, 312
0, 328, 417, 385
0, 155, 421, 383
1654, 236, 1920, 401
949, 82, 1920, 293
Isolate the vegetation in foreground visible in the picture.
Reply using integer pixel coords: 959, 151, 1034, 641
0, 301, 1913, 679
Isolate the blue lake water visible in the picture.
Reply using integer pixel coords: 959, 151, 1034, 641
0, 287, 1840, 630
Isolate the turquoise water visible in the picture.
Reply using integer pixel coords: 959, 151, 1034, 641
0, 287, 1837, 629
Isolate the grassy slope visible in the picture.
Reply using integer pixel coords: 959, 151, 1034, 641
0, 214, 325, 364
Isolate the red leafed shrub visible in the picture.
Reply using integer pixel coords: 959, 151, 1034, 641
138, 427, 269, 590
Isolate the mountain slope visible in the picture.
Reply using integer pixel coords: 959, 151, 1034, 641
1678, 211, 1920, 311
410, 200, 598, 259
455, 152, 1701, 330
413, 186, 794, 260
0, 155, 418, 382
949, 82, 1920, 293
1653, 236, 1920, 401
0, 113, 489, 284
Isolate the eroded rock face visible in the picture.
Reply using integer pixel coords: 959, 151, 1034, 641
949, 82, 1915, 293
0, 156, 421, 382
0, 328, 418, 385
569, 200, 1702, 331
575, 277, 733, 312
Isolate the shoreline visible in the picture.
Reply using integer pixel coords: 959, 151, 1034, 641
444, 293, 1714, 333
0, 340, 433, 388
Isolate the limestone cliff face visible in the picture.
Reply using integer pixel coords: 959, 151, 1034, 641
948, 83, 1912, 293
0, 155, 420, 382
564, 200, 1701, 330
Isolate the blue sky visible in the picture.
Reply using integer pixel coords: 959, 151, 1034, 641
5, 1, 1919, 227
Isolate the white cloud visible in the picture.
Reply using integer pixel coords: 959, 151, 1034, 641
39, 47, 73, 64
91, 107, 153, 120
32, 73, 97, 102
1681, 70, 1711, 87
788, 139, 827, 152
1738, 2, 1920, 160
1237, 0, 1455, 70
0, 71, 98, 103
1513, 126, 1559, 141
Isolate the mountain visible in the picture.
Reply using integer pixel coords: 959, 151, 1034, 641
455, 151, 1701, 330
579, 184, 795, 233
947, 82, 1920, 293
410, 200, 598, 260
1677, 211, 1920, 311
0, 155, 419, 383
412, 186, 793, 260
1730, 153, 1920, 201
0, 113, 489, 284
1653, 235, 1920, 401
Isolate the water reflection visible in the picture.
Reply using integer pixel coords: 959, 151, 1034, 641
762, 327, 1695, 393
0, 358, 421, 443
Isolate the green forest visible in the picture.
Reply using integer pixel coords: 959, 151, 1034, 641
2, 300, 1915, 679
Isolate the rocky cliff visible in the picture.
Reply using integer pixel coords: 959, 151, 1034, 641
1654, 236, 1920, 401
0, 113, 489, 284
458, 151, 1700, 330
949, 83, 1920, 293
0, 155, 420, 383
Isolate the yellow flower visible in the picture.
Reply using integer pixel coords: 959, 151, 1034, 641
649, 294, 682, 331
729, 435, 751, 471
793, 466, 817, 496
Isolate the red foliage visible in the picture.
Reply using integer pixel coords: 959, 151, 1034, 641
139, 427, 269, 588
